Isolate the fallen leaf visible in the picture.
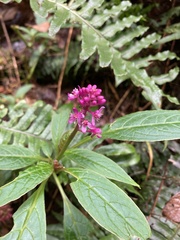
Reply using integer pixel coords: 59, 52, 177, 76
168, 158, 180, 169
162, 192, 180, 223
28, 22, 50, 32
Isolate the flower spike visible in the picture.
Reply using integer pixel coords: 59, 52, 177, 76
68, 85, 106, 138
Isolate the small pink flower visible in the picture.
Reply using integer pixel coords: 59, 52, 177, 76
88, 125, 102, 138
68, 88, 79, 100
80, 119, 91, 133
91, 107, 105, 125
69, 108, 84, 125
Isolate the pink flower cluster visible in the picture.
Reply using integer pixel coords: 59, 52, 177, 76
68, 84, 106, 138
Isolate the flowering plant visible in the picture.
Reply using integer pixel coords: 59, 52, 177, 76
0, 84, 152, 239
2, 84, 180, 239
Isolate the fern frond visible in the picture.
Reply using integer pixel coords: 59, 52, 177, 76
38, 0, 179, 107
1, 0, 179, 107
0, 101, 53, 154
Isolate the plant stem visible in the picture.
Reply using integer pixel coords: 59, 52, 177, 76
57, 124, 78, 160
53, 172, 67, 201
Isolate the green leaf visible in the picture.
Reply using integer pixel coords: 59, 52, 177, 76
1, 182, 46, 240
0, 162, 53, 206
113, 26, 148, 49
24, 0, 178, 107
66, 168, 151, 240
156, 32, 180, 45
79, 0, 104, 18
100, 235, 119, 240
0, 108, 8, 119
111, 50, 127, 78
91, 3, 132, 28
96, 143, 140, 167
49, 6, 70, 36
27, 45, 46, 81
64, 196, 93, 240
103, 110, 180, 141
15, 84, 33, 99
122, 33, 161, 59
0, 101, 53, 152
0, 145, 43, 170
80, 24, 97, 60
135, 51, 179, 68
35, 0, 55, 17
162, 92, 179, 105
151, 67, 179, 85
97, 38, 112, 67
46, 224, 64, 240
26, 103, 52, 135
51, 103, 72, 154
65, 149, 138, 186
127, 67, 162, 108
102, 15, 142, 38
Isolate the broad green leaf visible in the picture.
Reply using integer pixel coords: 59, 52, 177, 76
65, 149, 138, 187
1, 182, 46, 240
103, 110, 180, 141
64, 196, 93, 240
40, 140, 53, 158
66, 168, 151, 240
0, 145, 44, 170
51, 103, 72, 154
96, 143, 140, 167
0, 162, 53, 206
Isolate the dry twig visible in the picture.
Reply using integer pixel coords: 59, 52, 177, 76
55, 27, 73, 109
0, 15, 21, 87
